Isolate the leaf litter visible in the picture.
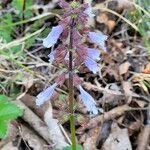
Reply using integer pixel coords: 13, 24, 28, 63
0, 0, 150, 149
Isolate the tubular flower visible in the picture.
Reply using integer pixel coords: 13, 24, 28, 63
87, 48, 100, 60
78, 85, 98, 114
36, 83, 58, 106
48, 51, 56, 63
43, 25, 63, 48
84, 57, 99, 74
84, 5, 95, 18
88, 32, 107, 50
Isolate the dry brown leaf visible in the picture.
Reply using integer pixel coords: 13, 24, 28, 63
1, 142, 18, 150
19, 124, 49, 150
137, 125, 150, 150
96, 13, 116, 33
83, 127, 101, 150
44, 103, 70, 149
122, 81, 133, 103
134, 99, 147, 108
128, 120, 141, 136
101, 92, 124, 106
142, 63, 150, 74
102, 123, 132, 150
15, 100, 51, 144
77, 105, 130, 133
132, 74, 150, 94
119, 62, 131, 75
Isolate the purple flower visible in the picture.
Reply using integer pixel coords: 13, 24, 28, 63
87, 48, 100, 61
85, 57, 99, 74
78, 85, 98, 114
88, 32, 107, 50
36, 83, 58, 106
84, 6, 95, 18
48, 51, 56, 63
64, 52, 69, 61
43, 25, 63, 48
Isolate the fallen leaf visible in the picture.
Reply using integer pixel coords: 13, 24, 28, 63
96, 12, 116, 33
119, 62, 131, 75
83, 127, 101, 150
142, 63, 150, 74
102, 123, 132, 150
122, 81, 133, 103
128, 120, 141, 136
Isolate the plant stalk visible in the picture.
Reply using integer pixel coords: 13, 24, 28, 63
22, 0, 26, 35
68, 19, 76, 150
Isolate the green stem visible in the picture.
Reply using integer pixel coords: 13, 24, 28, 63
68, 19, 76, 150
22, 0, 26, 34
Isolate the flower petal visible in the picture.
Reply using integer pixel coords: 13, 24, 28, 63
84, 6, 95, 18
88, 32, 107, 50
87, 48, 100, 60
78, 85, 98, 114
43, 25, 63, 48
64, 52, 69, 61
36, 83, 58, 106
48, 51, 56, 63
85, 57, 99, 74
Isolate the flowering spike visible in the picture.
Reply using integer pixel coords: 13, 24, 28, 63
87, 48, 101, 60
36, 83, 58, 106
43, 25, 63, 48
85, 57, 99, 74
84, 5, 95, 18
78, 85, 98, 114
88, 32, 107, 50
37, 1, 108, 147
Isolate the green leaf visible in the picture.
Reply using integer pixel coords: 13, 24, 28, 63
63, 145, 83, 150
0, 95, 23, 139
0, 95, 23, 122
0, 103, 23, 121
0, 95, 9, 106
59, 94, 66, 102
26, 36, 35, 48
0, 13, 13, 42
143, 80, 150, 89
11, 0, 32, 12
11, 0, 24, 11
11, 45, 22, 54
0, 121, 7, 139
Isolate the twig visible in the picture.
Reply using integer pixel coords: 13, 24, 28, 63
77, 105, 130, 132
137, 103, 150, 150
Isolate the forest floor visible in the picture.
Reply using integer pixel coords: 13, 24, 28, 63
0, 0, 150, 150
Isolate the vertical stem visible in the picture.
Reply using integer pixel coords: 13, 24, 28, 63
69, 20, 76, 150
22, 0, 26, 35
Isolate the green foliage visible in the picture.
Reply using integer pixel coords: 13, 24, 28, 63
0, 13, 13, 42
12, 0, 26, 11
143, 80, 150, 89
137, 0, 150, 52
63, 145, 83, 150
0, 122, 7, 139
0, 95, 23, 139
11, 0, 33, 17
126, 0, 150, 52
0, 0, 34, 43
59, 94, 66, 102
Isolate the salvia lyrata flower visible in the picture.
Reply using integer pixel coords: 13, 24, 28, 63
36, 0, 107, 115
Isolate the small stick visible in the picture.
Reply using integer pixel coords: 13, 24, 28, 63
137, 103, 150, 150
